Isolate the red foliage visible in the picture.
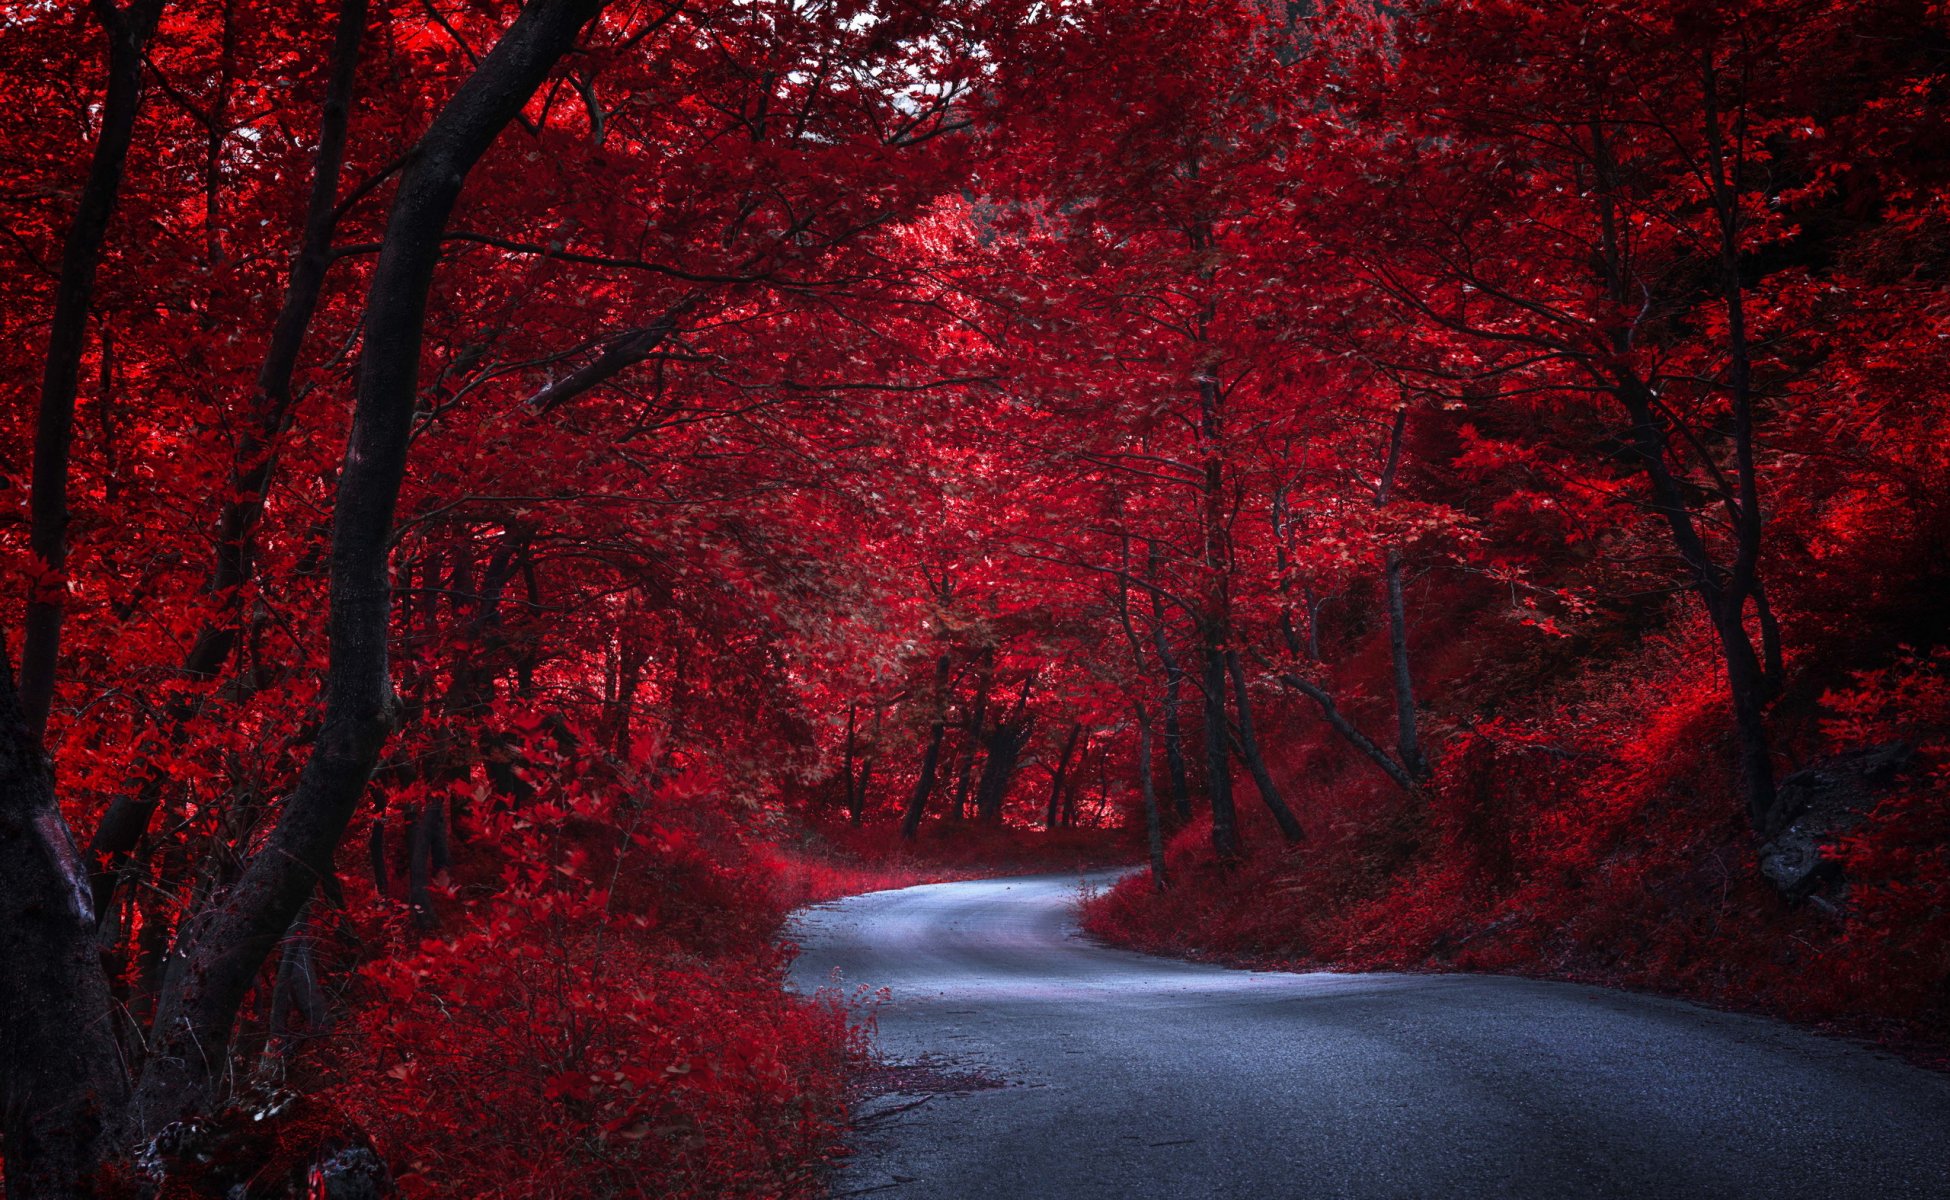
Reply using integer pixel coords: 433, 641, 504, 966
3, 0, 1948, 1192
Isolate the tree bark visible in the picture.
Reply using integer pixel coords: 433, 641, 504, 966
1373, 408, 1428, 784
1149, 582, 1194, 821
1383, 548, 1428, 783
18, 0, 167, 741
973, 720, 1029, 825
851, 703, 881, 826
1275, 670, 1418, 793
1200, 640, 1240, 859
0, 643, 130, 1199
528, 302, 692, 412
1226, 649, 1304, 841
1592, 110, 1778, 834
125, 0, 611, 1135
1044, 721, 1081, 831
949, 665, 991, 822
900, 654, 953, 840
1135, 704, 1168, 891
85, 0, 372, 918
841, 701, 860, 821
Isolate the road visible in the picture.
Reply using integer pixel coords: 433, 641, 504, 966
785, 871, 1950, 1199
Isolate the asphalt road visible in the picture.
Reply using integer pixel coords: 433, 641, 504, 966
786, 871, 1950, 1200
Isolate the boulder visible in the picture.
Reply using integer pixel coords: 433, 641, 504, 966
1758, 742, 1912, 902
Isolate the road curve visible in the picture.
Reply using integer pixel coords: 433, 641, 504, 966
786, 871, 1950, 1200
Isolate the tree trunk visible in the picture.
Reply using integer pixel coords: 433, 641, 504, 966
1135, 704, 1168, 891
852, 704, 880, 826
1149, 585, 1194, 821
900, 721, 948, 841
1275, 670, 1417, 793
900, 654, 953, 841
1201, 640, 1240, 859
973, 721, 1029, 825
949, 666, 990, 822
1593, 108, 1778, 835
1383, 549, 1428, 783
125, 0, 610, 1136
1045, 721, 1081, 830
1226, 650, 1304, 841
1701, 59, 1779, 832
0, 644, 130, 1199
18, 0, 167, 741
85, 0, 373, 918
408, 801, 438, 930
1061, 740, 1086, 829
841, 702, 861, 821
1373, 408, 1428, 785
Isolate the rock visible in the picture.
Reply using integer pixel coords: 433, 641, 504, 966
136, 1087, 393, 1198
1758, 742, 1913, 902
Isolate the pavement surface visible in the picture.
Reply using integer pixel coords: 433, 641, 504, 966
785, 871, 1950, 1199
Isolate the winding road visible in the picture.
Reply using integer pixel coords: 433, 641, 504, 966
786, 871, 1950, 1199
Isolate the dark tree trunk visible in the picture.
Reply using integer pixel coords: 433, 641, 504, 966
258, 897, 325, 1080
900, 721, 949, 841
1373, 409, 1428, 785
1276, 670, 1418, 793
900, 654, 953, 840
851, 704, 880, 826
125, 0, 610, 1136
1593, 111, 1778, 835
368, 818, 389, 897
1382, 549, 1428, 783
973, 721, 1029, 825
408, 801, 438, 930
1045, 721, 1081, 831
949, 666, 991, 822
841, 702, 861, 821
1200, 640, 1240, 859
181, 0, 370, 683
18, 0, 167, 741
1226, 650, 1304, 841
1061, 739, 1087, 829
1149, 585, 1193, 821
528, 300, 693, 412
1135, 705, 1167, 891
0, 644, 130, 1199
85, 0, 373, 917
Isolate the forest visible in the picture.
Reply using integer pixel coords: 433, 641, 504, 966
2, 0, 1947, 1196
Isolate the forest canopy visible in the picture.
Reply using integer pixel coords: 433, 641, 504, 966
2, 0, 1947, 1196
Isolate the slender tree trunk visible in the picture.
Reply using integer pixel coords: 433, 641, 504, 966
1226, 650, 1304, 841
85, 0, 372, 915
1702, 57, 1779, 832
1723, 617, 1779, 834
1383, 549, 1428, 782
368, 818, 389, 897
1594, 108, 1778, 835
900, 721, 948, 841
1061, 740, 1086, 829
852, 704, 881, 826
408, 801, 438, 929
1135, 704, 1167, 891
1149, 586, 1194, 821
841, 702, 860, 821
900, 654, 953, 841
1201, 640, 1240, 859
125, 0, 611, 1135
949, 667, 990, 822
1372, 409, 1428, 784
18, 0, 167, 741
1045, 721, 1081, 830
